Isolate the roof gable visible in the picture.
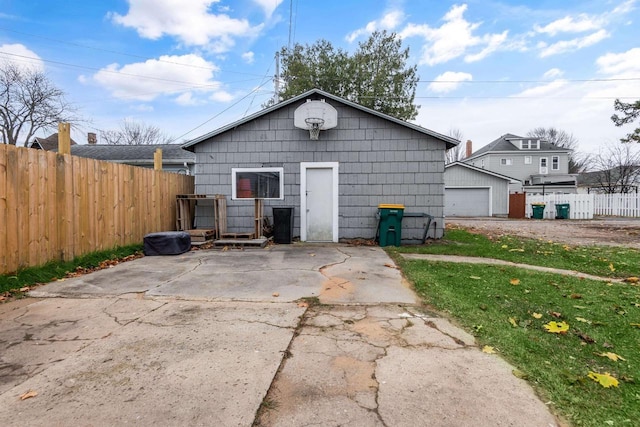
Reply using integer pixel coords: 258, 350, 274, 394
467, 133, 571, 161
182, 88, 459, 150
445, 161, 519, 182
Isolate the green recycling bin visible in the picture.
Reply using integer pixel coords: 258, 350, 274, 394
378, 204, 404, 247
531, 204, 545, 219
555, 203, 570, 219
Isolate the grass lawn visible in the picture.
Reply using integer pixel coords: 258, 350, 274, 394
0, 244, 143, 297
393, 228, 640, 279
388, 230, 640, 427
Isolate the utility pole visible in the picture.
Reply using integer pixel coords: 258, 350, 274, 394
273, 51, 280, 104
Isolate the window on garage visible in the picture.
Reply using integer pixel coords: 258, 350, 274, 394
232, 167, 284, 200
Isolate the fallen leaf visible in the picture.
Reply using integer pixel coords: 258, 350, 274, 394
575, 331, 595, 344
19, 286, 30, 292
469, 276, 482, 280
550, 311, 562, 318
630, 323, 640, 328
609, 263, 615, 272
588, 371, 619, 388
482, 345, 496, 354
384, 263, 398, 269
297, 302, 309, 308
272, 292, 280, 297
309, 253, 316, 257
624, 277, 639, 284
501, 244, 508, 249
510, 278, 520, 286
543, 321, 569, 334
575, 317, 592, 324
19, 390, 38, 400
508, 248, 525, 252
512, 369, 529, 379
532, 312, 543, 319
508, 317, 518, 328
603, 341, 614, 348
598, 352, 626, 362
570, 293, 582, 299
573, 305, 586, 309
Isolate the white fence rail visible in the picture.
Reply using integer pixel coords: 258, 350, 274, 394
526, 194, 594, 219
593, 193, 640, 217
525, 193, 640, 218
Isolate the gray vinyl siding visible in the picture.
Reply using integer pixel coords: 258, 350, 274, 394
466, 152, 570, 182
192, 99, 447, 241
444, 165, 509, 216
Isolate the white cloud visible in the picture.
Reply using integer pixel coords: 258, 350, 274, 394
175, 92, 199, 106
210, 91, 234, 102
399, 4, 510, 66
596, 47, 640, 76
543, 68, 564, 79
242, 51, 255, 64
511, 80, 568, 98
534, 14, 601, 36
539, 29, 609, 57
253, 0, 284, 18
346, 10, 404, 43
428, 71, 473, 93
90, 54, 229, 104
0, 43, 44, 71
109, 0, 261, 52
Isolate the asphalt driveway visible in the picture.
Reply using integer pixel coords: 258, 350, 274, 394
0, 244, 559, 426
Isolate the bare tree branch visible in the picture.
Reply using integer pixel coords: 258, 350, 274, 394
101, 119, 172, 145
445, 128, 465, 164
526, 127, 590, 173
589, 144, 640, 193
0, 61, 77, 146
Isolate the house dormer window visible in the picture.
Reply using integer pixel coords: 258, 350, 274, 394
520, 139, 539, 150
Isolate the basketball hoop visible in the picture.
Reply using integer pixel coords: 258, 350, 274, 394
305, 117, 324, 140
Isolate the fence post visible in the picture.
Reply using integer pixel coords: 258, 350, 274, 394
154, 149, 163, 171
58, 122, 71, 155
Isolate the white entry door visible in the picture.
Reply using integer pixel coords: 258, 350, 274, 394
300, 162, 339, 242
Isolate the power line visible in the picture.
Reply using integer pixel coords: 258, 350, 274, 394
0, 26, 265, 77
420, 77, 640, 83
169, 80, 273, 143
0, 51, 262, 89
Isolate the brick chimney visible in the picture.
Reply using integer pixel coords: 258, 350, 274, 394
87, 132, 97, 145
465, 140, 473, 158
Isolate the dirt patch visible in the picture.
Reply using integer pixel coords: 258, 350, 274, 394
447, 217, 640, 249
319, 276, 355, 300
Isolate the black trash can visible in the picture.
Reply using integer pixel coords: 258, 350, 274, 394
272, 207, 294, 244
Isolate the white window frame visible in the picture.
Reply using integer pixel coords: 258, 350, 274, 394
539, 157, 548, 174
552, 156, 560, 171
231, 167, 284, 200
500, 158, 512, 166
524, 156, 532, 165
521, 140, 529, 149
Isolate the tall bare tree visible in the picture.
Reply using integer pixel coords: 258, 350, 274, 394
445, 128, 465, 164
102, 119, 172, 145
0, 61, 76, 146
589, 144, 640, 193
527, 127, 589, 173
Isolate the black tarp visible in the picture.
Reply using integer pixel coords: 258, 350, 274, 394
143, 231, 191, 256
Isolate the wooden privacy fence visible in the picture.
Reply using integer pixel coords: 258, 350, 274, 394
0, 144, 194, 275
526, 194, 594, 219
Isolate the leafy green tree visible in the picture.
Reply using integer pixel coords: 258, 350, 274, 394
273, 31, 419, 121
611, 99, 640, 143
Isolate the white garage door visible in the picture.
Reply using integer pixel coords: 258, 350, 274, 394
445, 188, 490, 217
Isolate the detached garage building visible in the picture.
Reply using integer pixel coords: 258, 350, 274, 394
444, 162, 517, 217
182, 89, 458, 242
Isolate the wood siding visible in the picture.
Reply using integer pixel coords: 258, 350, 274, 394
0, 145, 194, 275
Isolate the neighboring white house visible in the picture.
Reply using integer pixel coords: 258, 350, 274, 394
444, 162, 517, 217
464, 133, 577, 194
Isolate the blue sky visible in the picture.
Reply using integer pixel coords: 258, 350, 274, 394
1, 0, 638, 154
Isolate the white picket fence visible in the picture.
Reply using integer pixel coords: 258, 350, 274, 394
526, 193, 640, 219
593, 193, 640, 217
526, 194, 594, 219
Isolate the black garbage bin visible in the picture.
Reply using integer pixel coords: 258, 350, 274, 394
272, 207, 294, 244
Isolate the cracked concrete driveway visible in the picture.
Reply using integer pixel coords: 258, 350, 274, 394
0, 245, 559, 426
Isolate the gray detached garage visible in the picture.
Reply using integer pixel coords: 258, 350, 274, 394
182, 88, 458, 242
444, 162, 516, 217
